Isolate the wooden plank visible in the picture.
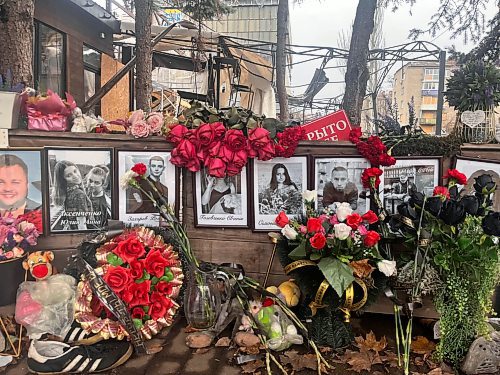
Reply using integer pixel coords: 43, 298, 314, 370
101, 55, 130, 120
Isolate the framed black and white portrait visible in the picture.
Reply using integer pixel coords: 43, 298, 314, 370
0, 148, 44, 232
46, 147, 113, 233
382, 157, 441, 215
314, 157, 372, 214
117, 150, 177, 227
455, 156, 500, 211
194, 167, 248, 227
252, 156, 307, 231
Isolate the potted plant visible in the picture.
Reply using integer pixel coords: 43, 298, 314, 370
0, 70, 26, 129
445, 60, 500, 143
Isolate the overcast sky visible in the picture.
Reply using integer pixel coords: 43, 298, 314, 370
289, 0, 499, 102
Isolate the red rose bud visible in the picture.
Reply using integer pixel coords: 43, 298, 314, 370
363, 230, 381, 247
248, 127, 272, 149
103, 266, 131, 293
210, 122, 226, 141
224, 129, 248, 152
131, 307, 145, 320
310, 232, 327, 250
306, 217, 323, 233
275, 211, 289, 227
131, 163, 147, 176
166, 124, 188, 144
433, 186, 450, 199
346, 213, 363, 230
129, 260, 146, 280
362, 210, 379, 224
444, 169, 467, 185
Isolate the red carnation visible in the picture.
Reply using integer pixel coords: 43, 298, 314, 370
275, 211, 289, 228
361, 167, 383, 189
349, 128, 362, 144
346, 213, 363, 230
131, 163, 147, 176
310, 232, 327, 250
362, 210, 379, 224
306, 217, 323, 233
144, 249, 171, 278
364, 231, 381, 247
444, 169, 467, 185
379, 153, 396, 167
433, 186, 450, 199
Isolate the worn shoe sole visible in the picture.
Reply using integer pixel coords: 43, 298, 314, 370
27, 343, 133, 374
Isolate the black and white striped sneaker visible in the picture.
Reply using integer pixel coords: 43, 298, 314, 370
27, 339, 133, 374
62, 323, 102, 345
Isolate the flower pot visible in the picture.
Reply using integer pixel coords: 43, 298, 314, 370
0, 92, 22, 129
0, 255, 26, 307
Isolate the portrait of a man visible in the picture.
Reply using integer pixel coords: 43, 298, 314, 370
0, 152, 42, 220
322, 166, 359, 210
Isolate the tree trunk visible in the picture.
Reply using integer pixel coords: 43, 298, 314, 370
135, 0, 153, 112
342, 0, 377, 126
276, 0, 289, 122
0, 0, 34, 85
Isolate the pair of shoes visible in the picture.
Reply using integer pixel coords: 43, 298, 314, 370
62, 323, 102, 346
27, 339, 133, 374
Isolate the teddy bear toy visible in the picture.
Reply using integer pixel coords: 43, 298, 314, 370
266, 279, 301, 307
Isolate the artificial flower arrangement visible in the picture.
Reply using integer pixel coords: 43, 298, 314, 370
0, 214, 40, 262
25, 90, 76, 132
390, 168, 500, 371
127, 109, 165, 138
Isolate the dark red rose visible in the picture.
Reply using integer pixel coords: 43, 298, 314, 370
361, 167, 383, 189
346, 213, 363, 230
155, 281, 173, 295
310, 232, 327, 250
129, 260, 145, 280
128, 280, 151, 308
248, 127, 272, 149
166, 124, 188, 144
306, 217, 323, 233
103, 266, 131, 293
224, 129, 247, 152
149, 292, 174, 320
131, 307, 145, 320
206, 157, 226, 178
362, 210, 378, 224
225, 149, 248, 176
131, 163, 147, 176
444, 169, 467, 185
364, 231, 381, 247
195, 123, 215, 147
210, 122, 226, 141
144, 249, 170, 278
113, 236, 146, 264
433, 186, 450, 199
170, 139, 200, 172
275, 211, 289, 228
255, 142, 275, 161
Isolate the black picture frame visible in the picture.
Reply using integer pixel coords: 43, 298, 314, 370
45, 147, 114, 234
115, 149, 180, 227
0, 148, 45, 234
192, 166, 249, 228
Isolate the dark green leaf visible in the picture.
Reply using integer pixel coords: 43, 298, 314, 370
310, 252, 322, 261
317, 257, 355, 297
288, 241, 306, 260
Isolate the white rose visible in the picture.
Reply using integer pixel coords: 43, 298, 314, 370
281, 224, 298, 240
120, 170, 138, 190
377, 260, 397, 277
302, 190, 317, 202
334, 223, 352, 240
335, 202, 353, 222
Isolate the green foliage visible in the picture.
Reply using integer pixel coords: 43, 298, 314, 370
168, 0, 232, 21
390, 133, 462, 157
445, 60, 500, 112
317, 257, 355, 298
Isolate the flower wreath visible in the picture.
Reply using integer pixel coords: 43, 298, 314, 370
75, 227, 183, 340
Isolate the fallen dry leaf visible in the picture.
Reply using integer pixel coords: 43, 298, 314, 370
350, 259, 375, 278
414, 356, 425, 366
335, 348, 383, 373
215, 337, 231, 347
280, 350, 319, 372
146, 344, 164, 354
380, 350, 399, 368
241, 344, 261, 355
410, 336, 436, 355
194, 348, 211, 354
240, 359, 265, 374
184, 325, 201, 333
354, 331, 387, 353
319, 346, 333, 354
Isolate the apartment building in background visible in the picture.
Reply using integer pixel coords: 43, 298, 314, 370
392, 61, 458, 134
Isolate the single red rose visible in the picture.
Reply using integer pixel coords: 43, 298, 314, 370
155, 281, 173, 295
364, 230, 381, 247
131, 163, 147, 176
433, 186, 450, 199
217, 144, 234, 162
362, 210, 379, 224
225, 149, 248, 176
444, 169, 467, 185
121, 288, 133, 304
248, 127, 272, 149
144, 249, 170, 278
275, 211, 289, 228
103, 266, 131, 293
195, 123, 215, 147
346, 213, 363, 230
131, 307, 145, 320
149, 292, 174, 320
129, 259, 145, 280
113, 236, 146, 264
310, 232, 327, 250
306, 217, 323, 233
224, 129, 247, 152
361, 167, 383, 189
210, 122, 226, 141
128, 280, 151, 308
262, 298, 274, 307
166, 124, 188, 144
256, 142, 275, 161
170, 139, 200, 172
206, 157, 227, 178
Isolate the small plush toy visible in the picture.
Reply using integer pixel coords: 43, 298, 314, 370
266, 279, 301, 307
22, 251, 56, 281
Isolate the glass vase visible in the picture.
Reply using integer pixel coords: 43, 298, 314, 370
183, 263, 222, 330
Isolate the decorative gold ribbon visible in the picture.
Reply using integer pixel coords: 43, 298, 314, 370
284, 260, 316, 274
339, 278, 368, 322
418, 238, 431, 247
308, 280, 330, 316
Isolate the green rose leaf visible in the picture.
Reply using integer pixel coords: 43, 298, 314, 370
142, 305, 150, 313
288, 241, 306, 260
106, 253, 123, 266
142, 270, 151, 280
310, 252, 322, 261
143, 314, 151, 321
162, 271, 174, 282
133, 318, 143, 329
317, 257, 355, 298
151, 277, 160, 285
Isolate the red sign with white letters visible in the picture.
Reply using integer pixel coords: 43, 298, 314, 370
301, 110, 352, 141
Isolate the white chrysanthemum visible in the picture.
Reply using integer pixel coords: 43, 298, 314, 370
120, 170, 138, 190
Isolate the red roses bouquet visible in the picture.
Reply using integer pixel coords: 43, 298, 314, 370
166, 119, 305, 178
75, 227, 183, 340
